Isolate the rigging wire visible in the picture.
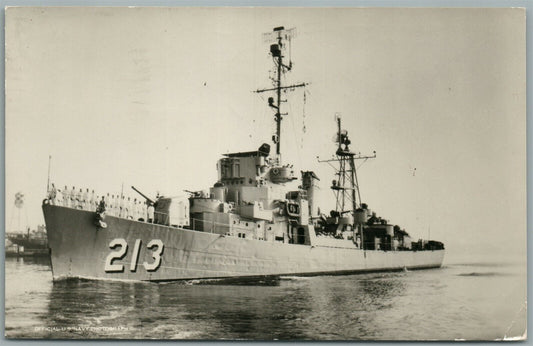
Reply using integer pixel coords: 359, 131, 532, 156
302, 88, 307, 136
288, 35, 292, 64
287, 88, 303, 169
356, 158, 369, 170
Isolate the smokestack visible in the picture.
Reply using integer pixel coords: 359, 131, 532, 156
301, 171, 320, 217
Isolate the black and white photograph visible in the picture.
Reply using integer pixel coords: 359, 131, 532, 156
4, 6, 526, 340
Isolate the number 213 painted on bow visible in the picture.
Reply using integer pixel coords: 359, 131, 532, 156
104, 238, 164, 273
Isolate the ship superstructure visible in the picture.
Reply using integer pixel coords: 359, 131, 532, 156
42, 26, 444, 282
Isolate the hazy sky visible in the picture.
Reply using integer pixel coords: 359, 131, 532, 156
5, 7, 525, 261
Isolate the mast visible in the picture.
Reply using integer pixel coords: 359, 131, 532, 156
47, 155, 51, 193
275, 28, 283, 156
318, 114, 376, 216
256, 26, 307, 158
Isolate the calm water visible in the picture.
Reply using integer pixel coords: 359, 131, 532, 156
4, 256, 526, 340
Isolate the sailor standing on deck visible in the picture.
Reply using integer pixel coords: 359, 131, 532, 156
130, 198, 136, 219
131, 198, 139, 221
82, 188, 89, 210
125, 197, 131, 219
76, 188, 83, 209
63, 185, 69, 206
137, 200, 143, 221
113, 195, 118, 216
89, 190, 95, 210
107, 195, 115, 216
119, 196, 125, 218
114, 195, 119, 216
97, 196, 106, 214
137, 200, 144, 221
131, 198, 136, 220
56, 189, 63, 206
132, 198, 137, 220
48, 183, 57, 204
105, 193, 110, 213
67, 186, 71, 207
142, 201, 148, 221
70, 186, 76, 208
115, 195, 120, 216
148, 203, 154, 223
109, 194, 114, 216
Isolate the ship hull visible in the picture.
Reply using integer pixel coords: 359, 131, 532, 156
43, 204, 444, 282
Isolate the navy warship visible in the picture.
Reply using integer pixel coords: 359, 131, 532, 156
42, 26, 444, 282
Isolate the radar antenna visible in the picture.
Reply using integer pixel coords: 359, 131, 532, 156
255, 26, 308, 159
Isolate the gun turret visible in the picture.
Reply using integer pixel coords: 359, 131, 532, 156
131, 186, 155, 205
184, 190, 203, 197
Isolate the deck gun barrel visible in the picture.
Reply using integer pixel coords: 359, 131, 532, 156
131, 186, 155, 205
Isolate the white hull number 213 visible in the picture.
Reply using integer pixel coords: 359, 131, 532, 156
105, 238, 164, 273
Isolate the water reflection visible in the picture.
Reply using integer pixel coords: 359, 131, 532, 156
296, 273, 407, 339
8, 259, 523, 340
6, 255, 51, 266
41, 272, 406, 339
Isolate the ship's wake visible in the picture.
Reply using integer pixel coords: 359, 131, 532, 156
181, 276, 281, 286
456, 272, 508, 277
